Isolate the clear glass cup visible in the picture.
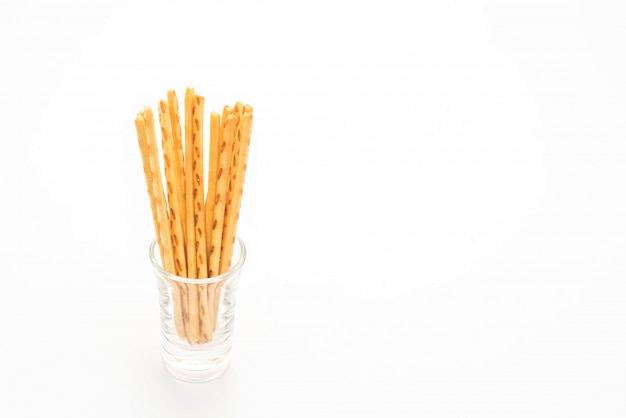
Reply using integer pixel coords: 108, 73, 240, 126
149, 236, 246, 382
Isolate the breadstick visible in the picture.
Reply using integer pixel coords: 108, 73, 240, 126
220, 103, 244, 274
158, 100, 187, 277
183, 88, 200, 343
205, 111, 221, 272
203, 111, 221, 340
184, 87, 197, 277
144, 106, 174, 273
223, 103, 243, 229
167, 90, 186, 248
142, 107, 187, 339
211, 108, 253, 333
208, 113, 237, 277
134, 113, 161, 254
212, 103, 233, 276
192, 95, 211, 342
220, 107, 253, 274
206, 114, 238, 339
193, 95, 208, 279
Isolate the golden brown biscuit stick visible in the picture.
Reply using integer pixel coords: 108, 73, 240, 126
193, 95, 208, 279
134, 113, 161, 253
184, 87, 197, 277
220, 102, 244, 273
144, 106, 174, 273
183, 88, 200, 343
141, 107, 186, 339
208, 113, 237, 277
223, 102, 243, 229
158, 100, 187, 277
203, 111, 221, 340
167, 90, 186, 250
205, 111, 221, 271
206, 115, 238, 340
192, 95, 210, 342
212, 108, 253, 332
219, 107, 253, 274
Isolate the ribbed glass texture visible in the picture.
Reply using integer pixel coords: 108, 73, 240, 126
149, 236, 246, 382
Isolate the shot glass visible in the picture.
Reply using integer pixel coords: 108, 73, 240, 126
149, 236, 246, 382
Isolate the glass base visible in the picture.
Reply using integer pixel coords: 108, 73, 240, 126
161, 336, 232, 383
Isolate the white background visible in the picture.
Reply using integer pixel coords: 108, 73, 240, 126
0, 0, 624, 416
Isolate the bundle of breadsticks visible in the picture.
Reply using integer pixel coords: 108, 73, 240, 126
135, 87, 253, 344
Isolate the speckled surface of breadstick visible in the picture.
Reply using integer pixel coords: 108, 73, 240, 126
142, 106, 186, 339
220, 103, 242, 273
205, 111, 220, 273
158, 100, 187, 278
208, 113, 237, 278
212, 108, 253, 332
206, 114, 237, 337
134, 113, 161, 254
144, 106, 174, 273
183, 88, 200, 343
192, 95, 211, 342
184, 87, 197, 277
167, 90, 186, 249
193, 95, 208, 279
203, 111, 221, 341
220, 106, 252, 274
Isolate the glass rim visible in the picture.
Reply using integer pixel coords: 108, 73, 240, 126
149, 236, 246, 284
